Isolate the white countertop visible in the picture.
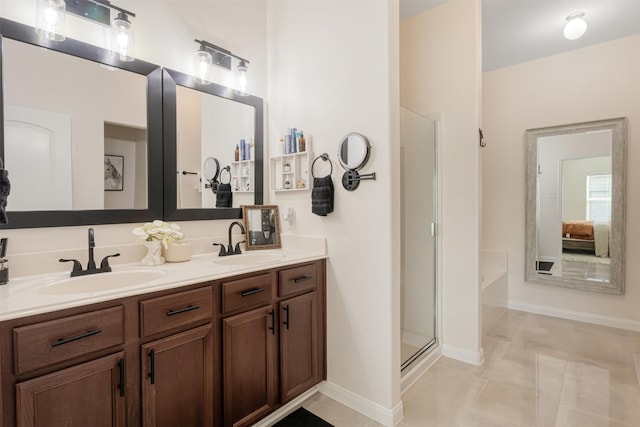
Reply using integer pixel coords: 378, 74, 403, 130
0, 242, 326, 322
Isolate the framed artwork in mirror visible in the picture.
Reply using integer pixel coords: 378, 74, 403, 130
241, 205, 281, 250
104, 155, 124, 191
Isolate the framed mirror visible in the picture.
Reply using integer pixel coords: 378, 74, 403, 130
0, 18, 163, 229
162, 68, 264, 221
241, 205, 281, 250
525, 117, 626, 294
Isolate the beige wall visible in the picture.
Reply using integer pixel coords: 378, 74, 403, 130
483, 34, 640, 328
400, 0, 483, 362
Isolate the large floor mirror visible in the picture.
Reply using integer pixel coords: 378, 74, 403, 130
525, 117, 626, 294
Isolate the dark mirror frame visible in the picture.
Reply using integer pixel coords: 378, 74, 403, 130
0, 18, 163, 229
162, 68, 264, 221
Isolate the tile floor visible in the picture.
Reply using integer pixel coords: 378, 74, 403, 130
301, 310, 640, 426
548, 253, 611, 282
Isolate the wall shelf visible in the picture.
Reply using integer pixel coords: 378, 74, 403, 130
230, 160, 254, 193
270, 151, 311, 192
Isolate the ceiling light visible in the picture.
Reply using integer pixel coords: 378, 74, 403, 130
563, 12, 587, 40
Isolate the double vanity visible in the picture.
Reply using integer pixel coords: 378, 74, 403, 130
0, 245, 326, 427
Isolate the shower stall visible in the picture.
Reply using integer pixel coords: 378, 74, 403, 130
400, 107, 437, 371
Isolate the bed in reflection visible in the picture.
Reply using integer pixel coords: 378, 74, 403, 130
562, 220, 609, 257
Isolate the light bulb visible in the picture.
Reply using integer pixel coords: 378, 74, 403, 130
564, 12, 587, 40
35, 0, 66, 41
236, 60, 249, 95
112, 12, 135, 61
194, 47, 213, 84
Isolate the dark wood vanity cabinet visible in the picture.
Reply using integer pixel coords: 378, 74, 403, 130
139, 287, 215, 427
141, 325, 214, 427
221, 262, 324, 427
15, 352, 127, 427
0, 259, 325, 427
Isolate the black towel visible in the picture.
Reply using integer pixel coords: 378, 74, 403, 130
215, 183, 232, 208
312, 176, 334, 216
0, 166, 10, 224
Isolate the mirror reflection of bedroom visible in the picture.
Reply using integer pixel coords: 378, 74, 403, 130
536, 129, 611, 283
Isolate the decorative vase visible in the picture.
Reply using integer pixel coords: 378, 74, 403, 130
141, 240, 165, 265
163, 241, 192, 263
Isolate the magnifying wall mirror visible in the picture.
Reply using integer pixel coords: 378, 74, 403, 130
202, 157, 220, 193
338, 132, 371, 170
163, 68, 264, 221
525, 117, 626, 294
0, 18, 163, 228
337, 132, 376, 191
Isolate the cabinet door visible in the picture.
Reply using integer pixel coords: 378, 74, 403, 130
223, 305, 276, 427
141, 324, 213, 427
16, 352, 126, 427
280, 292, 319, 403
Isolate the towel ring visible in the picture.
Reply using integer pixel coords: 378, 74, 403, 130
219, 166, 231, 184
312, 153, 333, 179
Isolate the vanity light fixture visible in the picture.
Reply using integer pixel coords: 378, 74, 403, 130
35, 0, 67, 41
66, 0, 136, 61
563, 12, 587, 40
193, 39, 250, 94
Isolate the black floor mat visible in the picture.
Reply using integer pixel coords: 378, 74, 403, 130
273, 407, 334, 427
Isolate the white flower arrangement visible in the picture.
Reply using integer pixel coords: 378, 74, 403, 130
132, 220, 184, 249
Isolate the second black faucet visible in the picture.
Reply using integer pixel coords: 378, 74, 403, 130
213, 221, 246, 257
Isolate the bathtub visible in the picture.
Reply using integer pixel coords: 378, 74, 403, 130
481, 250, 508, 338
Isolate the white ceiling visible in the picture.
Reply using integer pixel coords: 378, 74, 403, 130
400, 0, 640, 71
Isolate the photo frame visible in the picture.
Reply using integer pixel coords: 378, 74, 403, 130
104, 155, 124, 191
241, 205, 281, 250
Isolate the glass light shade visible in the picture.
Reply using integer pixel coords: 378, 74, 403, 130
112, 12, 135, 61
194, 47, 213, 84
236, 60, 249, 95
35, 0, 66, 41
563, 13, 587, 40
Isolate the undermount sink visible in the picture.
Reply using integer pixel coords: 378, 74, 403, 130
39, 269, 167, 295
212, 251, 285, 266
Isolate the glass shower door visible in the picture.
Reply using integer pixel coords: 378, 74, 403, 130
400, 107, 437, 370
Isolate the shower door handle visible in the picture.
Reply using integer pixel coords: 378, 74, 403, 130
430, 223, 435, 237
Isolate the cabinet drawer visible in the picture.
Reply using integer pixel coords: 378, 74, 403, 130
279, 264, 317, 297
222, 273, 273, 314
13, 306, 125, 375
140, 287, 212, 338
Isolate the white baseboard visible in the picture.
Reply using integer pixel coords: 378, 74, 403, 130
442, 344, 484, 366
251, 387, 320, 427
401, 344, 441, 393
317, 381, 404, 427
509, 300, 640, 332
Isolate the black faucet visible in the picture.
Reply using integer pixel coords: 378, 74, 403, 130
213, 221, 246, 257
59, 228, 121, 277
87, 228, 96, 270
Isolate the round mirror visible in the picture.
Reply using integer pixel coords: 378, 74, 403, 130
202, 157, 220, 181
337, 133, 371, 171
